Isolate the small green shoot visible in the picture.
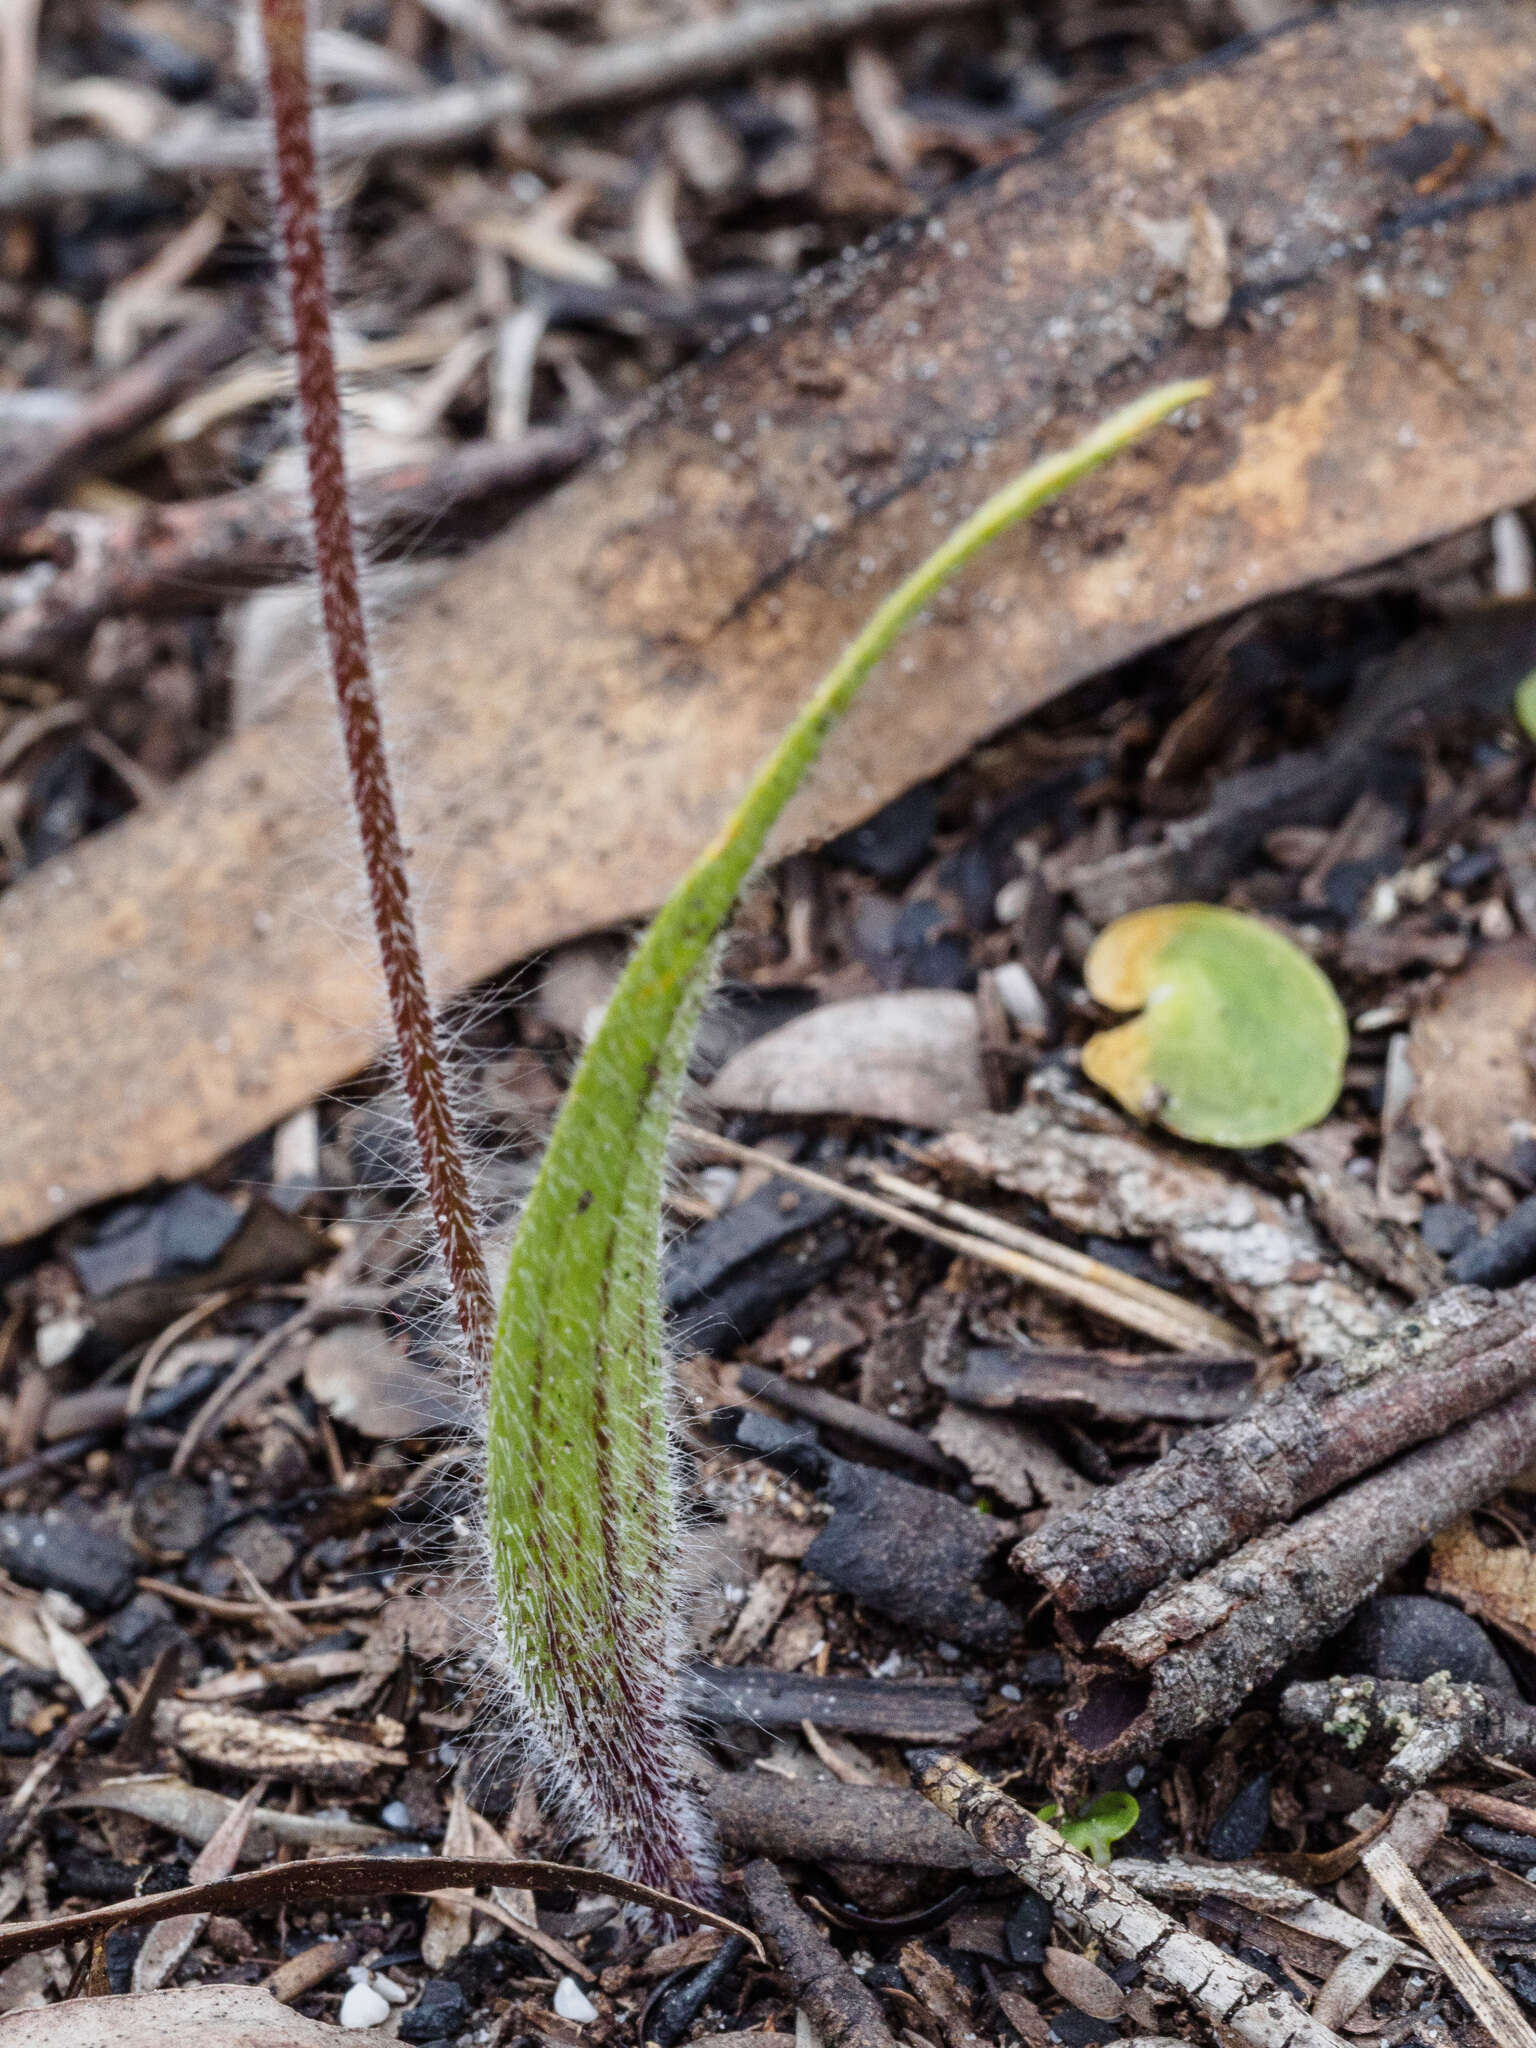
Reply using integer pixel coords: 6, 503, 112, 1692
486, 381, 1208, 1900
1515, 666, 1536, 743
1036, 1790, 1140, 1865
1080, 902, 1347, 1148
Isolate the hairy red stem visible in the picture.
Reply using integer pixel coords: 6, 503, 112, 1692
258, 0, 495, 1377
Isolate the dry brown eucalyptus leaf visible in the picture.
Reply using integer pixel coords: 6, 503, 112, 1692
5, 4, 1536, 1236
0, 1982, 344, 2047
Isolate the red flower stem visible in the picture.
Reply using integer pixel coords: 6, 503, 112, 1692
258, 0, 495, 1380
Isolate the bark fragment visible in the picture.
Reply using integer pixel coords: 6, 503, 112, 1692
911, 1754, 1349, 2048
709, 1772, 1002, 1875
934, 1072, 1389, 1365
1064, 1381, 1536, 1759
1280, 1675, 1536, 1792
1016, 1282, 1536, 1613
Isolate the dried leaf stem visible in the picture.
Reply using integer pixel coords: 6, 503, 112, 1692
258, 0, 494, 1373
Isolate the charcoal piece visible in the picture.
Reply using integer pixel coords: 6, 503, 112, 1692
24, 742, 93, 869
1021, 1651, 1066, 1688
57, 1847, 143, 1900
399, 1978, 470, 2043
71, 1183, 242, 1297
1004, 1890, 1052, 1964
1323, 855, 1398, 921
1449, 1195, 1536, 1287
0, 1511, 136, 1612
676, 1231, 853, 1351
1048, 2013, 1117, 2047
899, 934, 973, 992
828, 783, 938, 884
1125, 1785, 1166, 1856
686, 1664, 981, 1742
804, 1461, 1017, 1651
665, 1179, 843, 1309
935, 842, 997, 932
725, 1406, 825, 1470
647, 1933, 748, 2046
1444, 848, 1498, 890
1344, 1594, 1519, 1696
1205, 1773, 1271, 1861
1421, 1203, 1479, 1258
1506, 1955, 1536, 2012
1459, 1822, 1536, 1867
94, 1591, 191, 1680
105, 1928, 142, 1995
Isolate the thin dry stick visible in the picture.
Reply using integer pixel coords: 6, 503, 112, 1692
137, 1576, 383, 1620
859, 1161, 1254, 1353
912, 1753, 1349, 2048
259, 0, 494, 1375
124, 1287, 241, 1416
676, 1123, 1248, 1354
1361, 1837, 1536, 2048
169, 1292, 313, 1472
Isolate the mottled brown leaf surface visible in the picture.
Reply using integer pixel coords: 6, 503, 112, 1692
5, 2, 1536, 1237
1429, 1517, 1536, 1656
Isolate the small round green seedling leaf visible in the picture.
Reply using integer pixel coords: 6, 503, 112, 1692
1036, 1791, 1140, 1865
1080, 903, 1347, 1148
1515, 667, 1536, 743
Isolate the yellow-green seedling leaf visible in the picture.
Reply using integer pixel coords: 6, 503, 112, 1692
1037, 1791, 1140, 1865
1515, 666, 1536, 743
485, 379, 1208, 1909
1081, 902, 1346, 1148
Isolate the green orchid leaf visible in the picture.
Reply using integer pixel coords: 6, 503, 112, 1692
1037, 1791, 1141, 1865
486, 380, 1208, 1902
1081, 901, 1347, 1149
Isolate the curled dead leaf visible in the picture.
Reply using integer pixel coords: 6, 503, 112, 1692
709, 992, 987, 1129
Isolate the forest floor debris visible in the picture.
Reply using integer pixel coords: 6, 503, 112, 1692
12, 0, 1536, 2041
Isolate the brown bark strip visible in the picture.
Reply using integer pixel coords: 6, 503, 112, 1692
742, 1859, 899, 2048
911, 1754, 1349, 2048
0, 425, 597, 670
0, 305, 255, 533
1281, 1676, 1536, 1792
7, 6, 1536, 1237
0, 1854, 756, 1967
1017, 1283, 1536, 1613
710, 1772, 1002, 1875
935, 1074, 1391, 1365
1066, 1383, 1536, 1760
258, 0, 494, 1373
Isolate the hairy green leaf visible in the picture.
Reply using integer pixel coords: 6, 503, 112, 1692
486, 379, 1208, 1899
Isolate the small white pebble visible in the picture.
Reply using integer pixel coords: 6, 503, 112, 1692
380, 1800, 413, 1831
554, 1978, 599, 2024
339, 1981, 392, 2029
373, 1975, 408, 2005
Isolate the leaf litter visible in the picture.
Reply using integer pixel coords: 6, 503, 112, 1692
11, 2, 1536, 2044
